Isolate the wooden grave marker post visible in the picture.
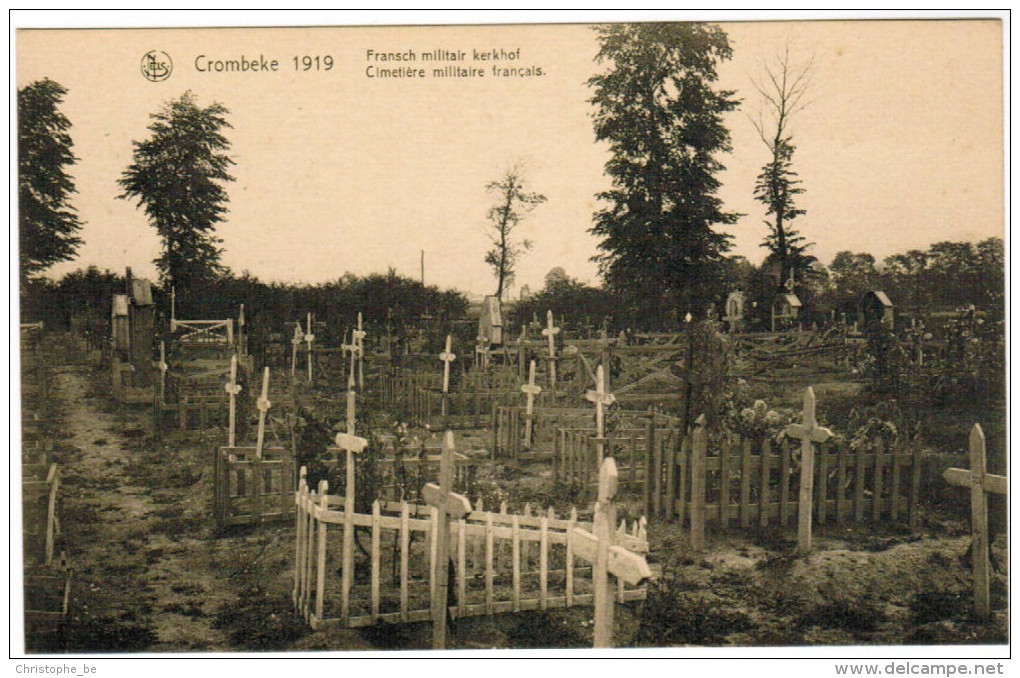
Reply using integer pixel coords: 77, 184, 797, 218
170, 286, 177, 332
224, 354, 243, 447
304, 313, 315, 384
521, 360, 543, 448
341, 330, 359, 387
421, 430, 473, 649
353, 312, 367, 391
334, 429, 369, 622
784, 386, 833, 553
157, 341, 168, 403
439, 334, 457, 418
586, 364, 616, 462
944, 423, 1007, 621
516, 325, 528, 382
290, 322, 303, 379
345, 369, 357, 436
568, 457, 652, 648
252, 367, 272, 523
542, 310, 560, 392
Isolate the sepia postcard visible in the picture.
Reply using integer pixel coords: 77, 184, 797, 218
12, 11, 1009, 670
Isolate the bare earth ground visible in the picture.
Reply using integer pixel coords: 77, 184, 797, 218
25, 336, 1008, 653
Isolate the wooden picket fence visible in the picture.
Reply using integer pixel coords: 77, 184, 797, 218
155, 392, 230, 432
410, 387, 519, 430
214, 446, 296, 528
373, 450, 479, 502
173, 318, 235, 347
293, 470, 649, 630
557, 414, 923, 542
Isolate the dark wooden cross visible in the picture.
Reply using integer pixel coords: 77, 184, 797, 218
944, 423, 1007, 621
421, 430, 472, 649
784, 386, 833, 553
568, 457, 651, 647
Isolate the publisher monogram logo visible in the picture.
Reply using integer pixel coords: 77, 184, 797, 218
141, 51, 173, 82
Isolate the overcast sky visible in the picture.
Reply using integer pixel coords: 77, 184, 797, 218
16, 17, 1004, 298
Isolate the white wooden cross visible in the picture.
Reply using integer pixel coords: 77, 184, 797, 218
521, 360, 543, 447
541, 310, 560, 390
341, 330, 359, 385
353, 312, 367, 391
568, 457, 651, 648
254, 367, 272, 459
290, 322, 303, 378
475, 335, 488, 370
586, 364, 616, 461
439, 335, 457, 418
304, 313, 315, 383
944, 423, 1007, 621
224, 353, 242, 447
421, 430, 472, 649
334, 428, 369, 622
784, 386, 833, 553
516, 325, 528, 381
157, 341, 168, 403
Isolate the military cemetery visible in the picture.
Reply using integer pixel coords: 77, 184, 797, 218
16, 18, 1005, 656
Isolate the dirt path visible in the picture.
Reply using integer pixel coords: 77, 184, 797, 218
38, 353, 242, 652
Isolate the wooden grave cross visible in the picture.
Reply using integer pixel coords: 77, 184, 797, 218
541, 310, 560, 390
290, 322, 303, 378
353, 312, 367, 391
520, 359, 543, 447
421, 430, 472, 649
783, 386, 833, 553
586, 364, 616, 461
157, 341, 168, 403
439, 334, 456, 417
516, 325, 528, 381
333, 428, 368, 622
304, 313, 316, 383
345, 368, 357, 436
475, 335, 489, 370
944, 423, 1007, 621
237, 304, 247, 356
224, 353, 243, 447
568, 457, 652, 648
341, 329, 360, 384
249, 367, 272, 524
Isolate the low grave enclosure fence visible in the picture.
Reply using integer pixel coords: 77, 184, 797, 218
293, 472, 649, 630
558, 418, 923, 535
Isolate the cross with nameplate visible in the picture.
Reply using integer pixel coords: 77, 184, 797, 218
304, 313, 315, 383
335, 429, 369, 622
224, 354, 242, 447
784, 386, 833, 553
944, 423, 1007, 621
439, 334, 456, 417
421, 430, 472, 649
542, 310, 560, 391
568, 457, 652, 648
521, 360, 543, 448
341, 329, 359, 386
586, 364, 616, 461
353, 312, 367, 391
254, 367, 271, 459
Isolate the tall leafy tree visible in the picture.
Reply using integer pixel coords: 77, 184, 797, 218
483, 165, 546, 301
751, 45, 815, 285
18, 78, 84, 283
119, 91, 235, 290
588, 22, 740, 322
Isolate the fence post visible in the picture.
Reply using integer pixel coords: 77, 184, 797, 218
643, 410, 654, 518
315, 479, 329, 625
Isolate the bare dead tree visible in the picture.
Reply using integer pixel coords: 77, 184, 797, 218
751, 43, 816, 284
484, 164, 546, 301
